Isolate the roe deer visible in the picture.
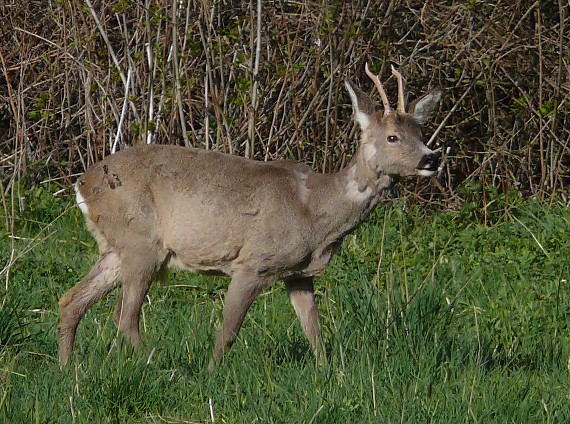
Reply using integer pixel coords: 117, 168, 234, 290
59, 64, 442, 370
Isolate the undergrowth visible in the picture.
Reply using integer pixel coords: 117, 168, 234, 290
1, 187, 569, 422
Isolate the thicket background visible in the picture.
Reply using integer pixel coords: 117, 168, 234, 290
1, 0, 568, 221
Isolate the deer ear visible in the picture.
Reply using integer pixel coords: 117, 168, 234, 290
345, 79, 376, 129
408, 89, 442, 124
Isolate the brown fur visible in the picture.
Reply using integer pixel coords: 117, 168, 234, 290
58, 73, 442, 370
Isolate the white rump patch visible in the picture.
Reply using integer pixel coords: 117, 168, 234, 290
75, 182, 89, 215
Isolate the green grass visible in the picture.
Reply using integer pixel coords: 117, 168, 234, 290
1, 187, 570, 422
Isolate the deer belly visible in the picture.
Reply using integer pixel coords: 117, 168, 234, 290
164, 237, 242, 276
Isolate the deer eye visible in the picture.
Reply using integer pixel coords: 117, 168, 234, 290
387, 135, 399, 144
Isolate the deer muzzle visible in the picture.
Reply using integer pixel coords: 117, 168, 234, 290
416, 153, 439, 176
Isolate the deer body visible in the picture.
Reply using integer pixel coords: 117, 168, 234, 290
78, 145, 372, 278
59, 66, 442, 369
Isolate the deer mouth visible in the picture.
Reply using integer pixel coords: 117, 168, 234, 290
416, 153, 439, 176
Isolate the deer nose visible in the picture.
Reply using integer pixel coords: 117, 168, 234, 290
417, 153, 439, 173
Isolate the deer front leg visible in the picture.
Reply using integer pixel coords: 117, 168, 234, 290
285, 277, 326, 365
112, 251, 157, 350
209, 273, 263, 372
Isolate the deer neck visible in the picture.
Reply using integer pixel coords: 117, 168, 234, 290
305, 147, 392, 250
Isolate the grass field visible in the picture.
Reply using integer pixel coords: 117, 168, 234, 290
1, 186, 569, 423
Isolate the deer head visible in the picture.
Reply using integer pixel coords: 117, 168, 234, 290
344, 63, 441, 193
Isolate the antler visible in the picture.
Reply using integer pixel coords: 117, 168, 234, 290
364, 62, 391, 116
391, 65, 406, 113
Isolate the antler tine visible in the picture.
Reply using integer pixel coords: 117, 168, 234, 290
364, 62, 391, 116
391, 65, 406, 113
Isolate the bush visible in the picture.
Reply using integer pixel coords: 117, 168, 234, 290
0, 1, 567, 205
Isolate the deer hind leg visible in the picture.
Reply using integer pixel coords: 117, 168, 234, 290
112, 250, 161, 350
58, 251, 121, 365
285, 277, 325, 364
209, 273, 263, 372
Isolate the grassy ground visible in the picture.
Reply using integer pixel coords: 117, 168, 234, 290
1, 186, 569, 423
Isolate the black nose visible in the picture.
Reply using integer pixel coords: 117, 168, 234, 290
417, 153, 439, 172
